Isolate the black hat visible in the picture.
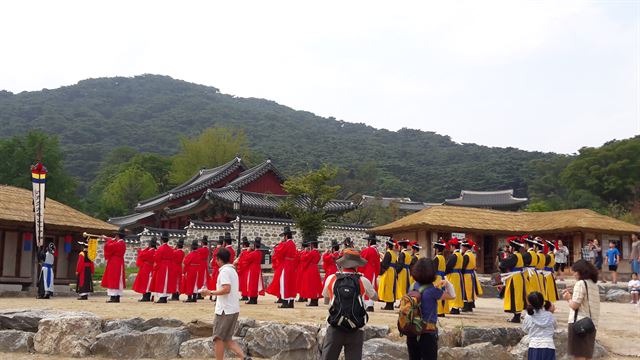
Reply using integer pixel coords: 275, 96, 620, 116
241, 236, 250, 246
217, 235, 225, 245
385, 238, 395, 247
48, 242, 56, 252
161, 231, 170, 242
411, 243, 422, 251
201, 235, 209, 245
253, 237, 262, 247
279, 226, 296, 237
223, 232, 235, 243
343, 237, 354, 247
363, 233, 377, 244
545, 239, 555, 250
433, 240, 447, 249
525, 236, 542, 247
117, 227, 126, 239
176, 239, 184, 249
191, 239, 199, 250
148, 237, 158, 248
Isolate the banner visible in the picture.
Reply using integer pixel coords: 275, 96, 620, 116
31, 162, 47, 247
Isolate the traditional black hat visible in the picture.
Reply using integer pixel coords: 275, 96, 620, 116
253, 237, 262, 247
217, 235, 225, 245
223, 232, 235, 243
149, 237, 158, 248
545, 239, 556, 250
191, 239, 199, 250
363, 233, 377, 244
524, 235, 542, 247
161, 231, 170, 242
117, 227, 126, 239
176, 239, 185, 249
343, 237, 354, 248
507, 236, 524, 248
279, 226, 296, 237
385, 238, 395, 247
47, 242, 56, 252
411, 242, 422, 251
201, 235, 209, 245
241, 236, 250, 246
433, 240, 447, 249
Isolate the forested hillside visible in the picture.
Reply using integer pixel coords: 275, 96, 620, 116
0, 74, 551, 202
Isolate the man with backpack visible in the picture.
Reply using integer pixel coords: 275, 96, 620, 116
321, 249, 378, 360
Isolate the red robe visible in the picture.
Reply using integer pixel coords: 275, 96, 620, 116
322, 251, 339, 286
295, 249, 304, 296
266, 241, 285, 297
207, 246, 221, 290
182, 250, 201, 295
359, 245, 381, 290
299, 248, 323, 299
246, 249, 265, 297
101, 238, 126, 289
236, 249, 250, 297
266, 239, 297, 299
153, 243, 177, 295
75, 252, 94, 290
225, 245, 236, 263
172, 248, 184, 294
132, 247, 156, 294
196, 247, 210, 289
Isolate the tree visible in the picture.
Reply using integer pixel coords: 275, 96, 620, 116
170, 127, 252, 185
279, 164, 341, 240
100, 167, 158, 217
0, 130, 78, 206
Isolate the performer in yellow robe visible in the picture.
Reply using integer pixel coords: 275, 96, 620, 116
378, 239, 398, 310
523, 236, 541, 296
433, 240, 450, 317
461, 239, 483, 312
500, 236, 527, 323
445, 237, 464, 314
395, 239, 412, 300
409, 241, 422, 288
543, 239, 559, 302
534, 238, 548, 300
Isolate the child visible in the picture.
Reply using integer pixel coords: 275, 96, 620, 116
522, 291, 557, 360
629, 273, 640, 304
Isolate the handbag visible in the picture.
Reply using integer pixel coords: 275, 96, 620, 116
572, 280, 596, 336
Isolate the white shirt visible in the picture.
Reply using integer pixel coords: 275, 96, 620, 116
215, 264, 240, 315
629, 279, 640, 292
567, 280, 600, 327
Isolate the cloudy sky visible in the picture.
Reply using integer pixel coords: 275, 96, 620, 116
1, 0, 638, 154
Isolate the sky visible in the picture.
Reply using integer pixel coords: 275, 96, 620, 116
1, 0, 639, 154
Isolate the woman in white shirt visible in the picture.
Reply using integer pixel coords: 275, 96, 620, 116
562, 259, 600, 360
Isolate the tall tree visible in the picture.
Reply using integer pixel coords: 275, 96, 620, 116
0, 130, 78, 205
170, 127, 252, 184
100, 167, 158, 217
279, 164, 341, 240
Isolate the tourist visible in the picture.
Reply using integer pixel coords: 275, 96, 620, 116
299, 238, 323, 307
606, 241, 620, 284
37, 242, 56, 299
75, 242, 94, 300
358, 234, 381, 312
171, 239, 185, 301
182, 240, 202, 303
378, 238, 398, 310
630, 233, 640, 275
461, 239, 482, 312
405, 257, 456, 360
445, 237, 464, 315
590, 239, 604, 282
628, 273, 640, 305
395, 239, 412, 300
132, 237, 157, 302
554, 240, 569, 281
266, 226, 298, 308
200, 248, 251, 360
321, 249, 378, 360
244, 237, 265, 304
522, 291, 557, 360
153, 231, 178, 303
562, 259, 600, 360
499, 236, 527, 323
102, 229, 127, 303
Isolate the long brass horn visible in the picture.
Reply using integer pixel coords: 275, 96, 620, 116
82, 232, 103, 238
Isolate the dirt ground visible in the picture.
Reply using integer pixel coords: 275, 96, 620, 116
1, 290, 638, 359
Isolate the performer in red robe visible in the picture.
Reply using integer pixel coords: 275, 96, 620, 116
245, 237, 265, 304
266, 226, 298, 308
207, 236, 224, 293
75, 242, 94, 300
170, 239, 185, 301
132, 238, 157, 302
267, 237, 285, 304
101, 228, 127, 303
182, 240, 201, 302
359, 234, 381, 311
299, 238, 323, 306
196, 236, 210, 299
234, 237, 251, 301
153, 232, 177, 303
296, 242, 309, 302
223, 232, 236, 263
322, 239, 340, 287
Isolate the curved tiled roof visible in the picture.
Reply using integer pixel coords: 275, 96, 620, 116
444, 189, 528, 207
226, 159, 285, 189
108, 211, 155, 227
139, 227, 187, 238
206, 188, 356, 213
185, 220, 235, 230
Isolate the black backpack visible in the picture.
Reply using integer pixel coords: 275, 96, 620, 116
327, 273, 368, 331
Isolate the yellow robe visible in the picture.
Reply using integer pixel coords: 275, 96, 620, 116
536, 251, 547, 299
409, 253, 421, 288
434, 254, 450, 315
543, 253, 559, 302
463, 251, 483, 301
396, 249, 413, 299
378, 249, 398, 303
503, 252, 526, 313
525, 249, 541, 296
446, 250, 464, 310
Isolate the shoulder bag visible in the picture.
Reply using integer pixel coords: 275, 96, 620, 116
572, 280, 596, 336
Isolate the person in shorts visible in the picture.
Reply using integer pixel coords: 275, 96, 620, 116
201, 247, 251, 360
606, 241, 620, 284
554, 240, 569, 281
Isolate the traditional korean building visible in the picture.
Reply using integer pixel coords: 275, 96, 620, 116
444, 189, 528, 211
370, 206, 640, 277
109, 157, 357, 232
0, 185, 117, 287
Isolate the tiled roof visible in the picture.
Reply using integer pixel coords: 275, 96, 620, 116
206, 188, 356, 213
185, 220, 235, 230
360, 195, 440, 212
226, 159, 285, 189
139, 227, 187, 238
108, 211, 155, 227
232, 216, 372, 231
135, 157, 246, 212
444, 190, 528, 207
165, 193, 210, 217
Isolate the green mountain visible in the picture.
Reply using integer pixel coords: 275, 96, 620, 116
0, 74, 552, 202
